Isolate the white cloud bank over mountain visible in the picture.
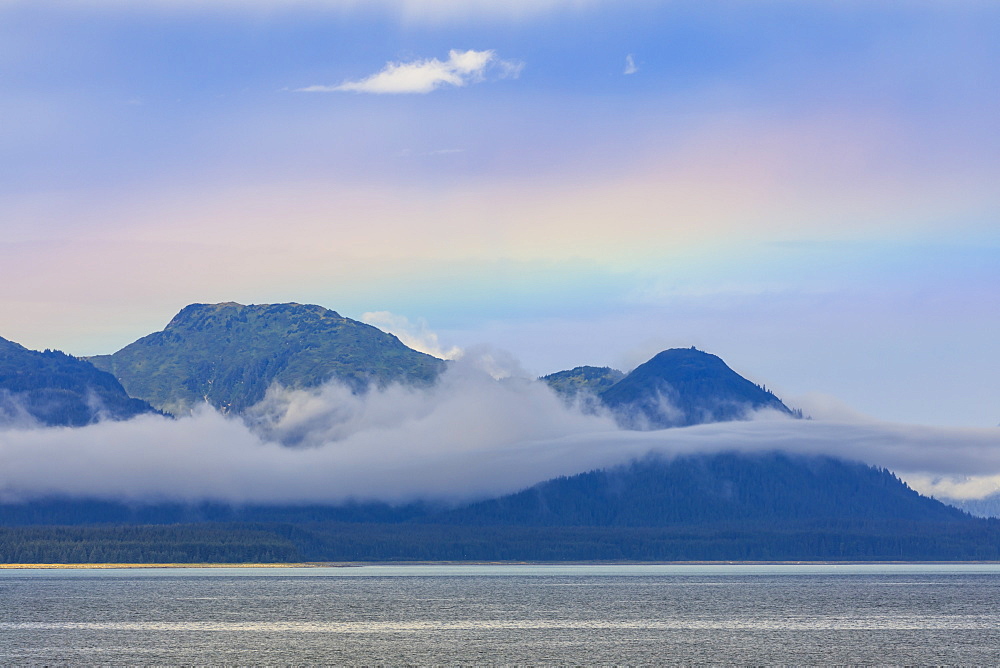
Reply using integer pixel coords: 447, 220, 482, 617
1, 355, 998, 506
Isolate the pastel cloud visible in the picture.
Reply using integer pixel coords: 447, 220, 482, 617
298, 49, 522, 94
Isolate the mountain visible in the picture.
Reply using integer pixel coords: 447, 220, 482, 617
436, 452, 968, 526
541, 366, 625, 400
0, 336, 158, 427
4, 452, 994, 562
88, 302, 446, 415
541, 348, 796, 429
598, 347, 795, 428
1, 453, 966, 528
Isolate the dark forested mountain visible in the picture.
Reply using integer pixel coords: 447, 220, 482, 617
599, 348, 795, 428
0, 336, 158, 427
0, 452, 969, 529
1, 452, 992, 563
87, 302, 446, 415
436, 452, 968, 527
541, 348, 796, 429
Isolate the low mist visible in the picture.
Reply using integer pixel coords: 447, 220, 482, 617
1, 356, 999, 505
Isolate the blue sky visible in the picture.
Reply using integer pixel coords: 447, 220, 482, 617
2, 0, 998, 427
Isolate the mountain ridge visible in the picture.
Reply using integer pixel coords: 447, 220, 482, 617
433, 452, 966, 527
543, 348, 797, 429
88, 302, 446, 415
0, 335, 159, 427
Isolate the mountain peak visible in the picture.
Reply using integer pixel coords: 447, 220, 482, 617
599, 347, 793, 428
633, 347, 740, 379
165, 302, 343, 331
89, 301, 444, 415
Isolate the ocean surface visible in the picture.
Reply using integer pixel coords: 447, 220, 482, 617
1, 563, 999, 665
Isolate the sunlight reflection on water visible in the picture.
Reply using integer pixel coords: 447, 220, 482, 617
1, 565, 999, 663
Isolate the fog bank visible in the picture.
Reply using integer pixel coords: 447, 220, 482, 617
1, 361, 998, 505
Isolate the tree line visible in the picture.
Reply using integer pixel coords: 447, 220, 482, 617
4, 519, 1000, 564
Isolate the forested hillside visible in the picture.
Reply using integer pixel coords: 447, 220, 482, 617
599, 348, 795, 428
88, 302, 445, 414
437, 453, 967, 526
0, 336, 158, 427
1, 452, 991, 563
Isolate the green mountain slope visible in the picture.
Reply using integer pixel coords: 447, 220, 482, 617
599, 347, 794, 428
0, 336, 158, 427
88, 302, 445, 415
541, 366, 625, 400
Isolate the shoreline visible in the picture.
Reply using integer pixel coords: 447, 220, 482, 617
3, 560, 1000, 569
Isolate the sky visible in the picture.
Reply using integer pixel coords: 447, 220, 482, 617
2, 0, 999, 429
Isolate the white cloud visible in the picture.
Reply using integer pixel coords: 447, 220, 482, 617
1, 355, 999, 505
0, 391, 40, 430
785, 392, 875, 422
624, 53, 638, 75
0, 362, 618, 504
361, 311, 462, 360
903, 474, 1000, 501
298, 49, 522, 94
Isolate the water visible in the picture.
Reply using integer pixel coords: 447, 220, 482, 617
1, 564, 999, 664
